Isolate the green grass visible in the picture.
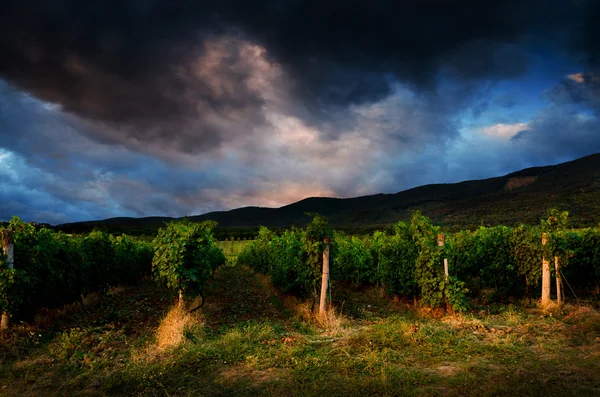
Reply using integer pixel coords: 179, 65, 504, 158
217, 239, 254, 263
1, 265, 599, 396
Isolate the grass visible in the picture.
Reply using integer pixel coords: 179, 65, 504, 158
217, 239, 254, 263
1, 265, 599, 396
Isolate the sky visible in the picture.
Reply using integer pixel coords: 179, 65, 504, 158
1, 0, 600, 224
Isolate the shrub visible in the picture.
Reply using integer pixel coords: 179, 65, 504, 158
152, 220, 225, 299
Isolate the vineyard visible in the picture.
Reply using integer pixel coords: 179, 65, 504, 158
0, 217, 225, 326
1, 212, 600, 396
1, 210, 600, 325
237, 211, 600, 311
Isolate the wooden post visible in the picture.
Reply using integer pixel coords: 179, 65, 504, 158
437, 234, 448, 279
437, 233, 445, 247
178, 290, 184, 310
319, 237, 330, 319
541, 233, 551, 307
2, 230, 14, 270
555, 256, 563, 306
1, 229, 14, 329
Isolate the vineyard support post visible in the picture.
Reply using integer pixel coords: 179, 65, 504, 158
555, 256, 563, 306
1, 229, 14, 329
319, 237, 330, 319
444, 259, 449, 279
437, 234, 448, 279
178, 289, 184, 309
541, 233, 551, 307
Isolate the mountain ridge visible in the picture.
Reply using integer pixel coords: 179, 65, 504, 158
56, 153, 600, 234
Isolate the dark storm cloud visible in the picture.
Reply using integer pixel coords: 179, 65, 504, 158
509, 72, 600, 162
1, 0, 595, 153
2, 0, 600, 225
544, 72, 600, 114
444, 73, 600, 185
511, 110, 600, 161
582, 0, 600, 68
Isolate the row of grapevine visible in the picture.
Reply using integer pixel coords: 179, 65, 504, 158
0, 217, 225, 323
237, 211, 600, 310
237, 215, 332, 299
237, 212, 470, 310
446, 211, 600, 298
1, 217, 154, 320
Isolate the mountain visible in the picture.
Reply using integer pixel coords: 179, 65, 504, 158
56, 153, 600, 235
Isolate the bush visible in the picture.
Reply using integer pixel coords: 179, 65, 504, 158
152, 220, 225, 299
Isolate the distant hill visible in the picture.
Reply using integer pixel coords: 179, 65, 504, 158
56, 153, 600, 235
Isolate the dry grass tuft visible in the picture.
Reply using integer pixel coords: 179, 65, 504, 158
282, 296, 313, 322
564, 305, 600, 322
132, 305, 201, 363
155, 305, 195, 350
540, 300, 560, 313
416, 305, 446, 319
563, 305, 600, 340
316, 305, 347, 334
281, 294, 347, 334
442, 313, 484, 330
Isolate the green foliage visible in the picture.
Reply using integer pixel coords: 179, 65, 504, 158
268, 228, 307, 295
447, 226, 517, 299
374, 224, 418, 296
542, 209, 571, 268
236, 227, 273, 274
560, 228, 600, 290
303, 213, 334, 295
542, 208, 569, 233
509, 225, 542, 291
152, 221, 225, 297
237, 215, 333, 299
443, 276, 470, 312
0, 257, 28, 313
0, 216, 153, 320
238, 209, 600, 311
410, 212, 440, 306
332, 232, 375, 285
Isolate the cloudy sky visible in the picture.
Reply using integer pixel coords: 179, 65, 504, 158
1, 0, 600, 224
